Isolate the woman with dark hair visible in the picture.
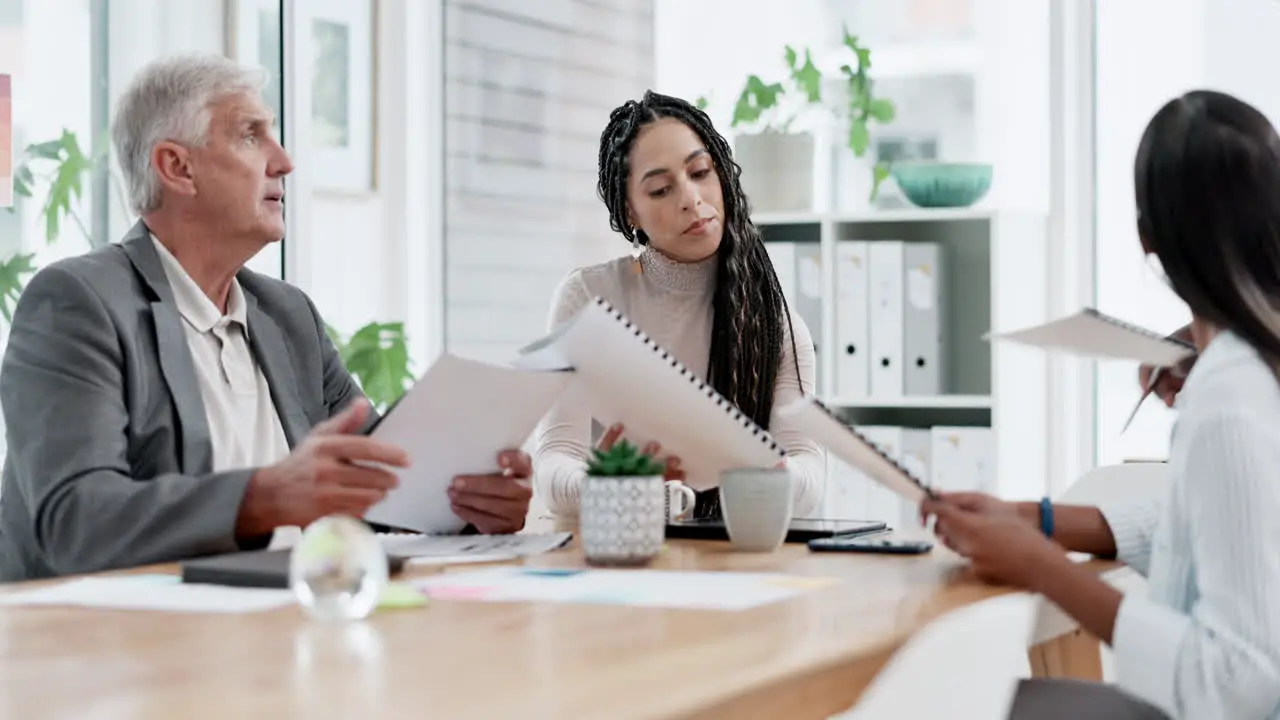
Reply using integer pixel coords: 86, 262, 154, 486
530, 90, 824, 519
920, 90, 1280, 718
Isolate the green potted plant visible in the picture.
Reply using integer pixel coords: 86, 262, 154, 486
579, 440, 669, 567
704, 27, 896, 208
325, 321, 414, 413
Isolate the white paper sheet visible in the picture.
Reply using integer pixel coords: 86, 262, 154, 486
362, 354, 572, 534
513, 298, 785, 491
777, 397, 930, 503
412, 566, 836, 611
986, 308, 1195, 367
379, 532, 572, 566
0, 574, 294, 613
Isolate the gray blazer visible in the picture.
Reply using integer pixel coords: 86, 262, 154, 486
0, 221, 366, 581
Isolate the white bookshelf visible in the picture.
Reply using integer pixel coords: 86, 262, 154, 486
757, 208, 1050, 505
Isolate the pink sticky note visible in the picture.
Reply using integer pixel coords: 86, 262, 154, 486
0, 74, 11, 209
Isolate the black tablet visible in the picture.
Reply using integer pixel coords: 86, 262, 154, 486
665, 517, 888, 543
180, 549, 408, 590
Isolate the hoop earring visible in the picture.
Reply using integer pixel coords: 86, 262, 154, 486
631, 231, 643, 275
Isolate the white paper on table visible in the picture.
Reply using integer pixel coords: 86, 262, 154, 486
776, 396, 930, 503
512, 297, 785, 491
0, 575, 294, 613
379, 532, 572, 566
985, 308, 1195, 368
363, 353, 572, 535
411, 567, 836, 611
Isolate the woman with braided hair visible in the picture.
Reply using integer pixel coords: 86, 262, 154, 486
530, 90, 825, 520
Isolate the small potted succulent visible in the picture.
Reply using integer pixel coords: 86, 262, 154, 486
579, 440, 669, 567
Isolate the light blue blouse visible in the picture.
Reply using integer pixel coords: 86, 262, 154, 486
1100, 330, 1280, 718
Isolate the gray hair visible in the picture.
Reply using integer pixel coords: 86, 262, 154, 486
112, 53, 267, 215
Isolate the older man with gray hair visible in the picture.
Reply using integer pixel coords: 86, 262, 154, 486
0, 53, 533, 581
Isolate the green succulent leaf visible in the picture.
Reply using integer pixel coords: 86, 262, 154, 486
586, 439, 666, 477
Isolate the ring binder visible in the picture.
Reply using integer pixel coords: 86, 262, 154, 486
778, 395, 937, 502
590, 296, 784, 457
1081, 308, 1196, 351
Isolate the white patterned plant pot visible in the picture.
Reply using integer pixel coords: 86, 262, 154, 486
579, 475, 666, 567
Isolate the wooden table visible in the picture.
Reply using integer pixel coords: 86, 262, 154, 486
0, 538, 1112, 719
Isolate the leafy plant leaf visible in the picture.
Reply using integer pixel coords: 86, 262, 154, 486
330, 321, 414, 412
867, 97, 896, 123
870, 162, 891, 203
848, 119, 871, 156
24, 139, 64, 160
731, 75, 785, 128
790, 49, 823, 103
0, 253, 38, 323
12, 164, 34, 200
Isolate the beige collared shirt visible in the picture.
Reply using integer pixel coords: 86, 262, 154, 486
150, 236, 291, 474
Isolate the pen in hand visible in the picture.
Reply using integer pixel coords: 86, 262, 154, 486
1122, 366, 1167, 434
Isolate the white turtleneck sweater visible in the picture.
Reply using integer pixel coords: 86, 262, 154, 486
531, 248, 826, 518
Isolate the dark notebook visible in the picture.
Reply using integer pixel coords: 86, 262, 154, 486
180, 549, 407, 590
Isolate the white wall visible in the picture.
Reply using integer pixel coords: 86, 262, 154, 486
1093, 0, 1280, 464
441, 0, 655, 363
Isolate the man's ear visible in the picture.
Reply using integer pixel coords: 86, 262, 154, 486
151, 141, 198, 200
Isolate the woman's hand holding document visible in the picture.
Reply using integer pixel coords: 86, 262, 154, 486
361, 354, 571, 535
988, 308, 1197, 431
776, 396, 934, 503
512, 297, 784, 490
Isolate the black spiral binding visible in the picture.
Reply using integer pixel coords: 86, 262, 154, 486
809, 396, 936, 498
590, 296, 785, 459
1082, 308, 1196, 351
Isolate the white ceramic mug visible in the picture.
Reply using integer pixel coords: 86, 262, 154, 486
719, 467, 794, 552
664, 480, 696, 521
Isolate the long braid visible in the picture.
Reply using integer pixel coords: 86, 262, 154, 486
596, 90, 804, 518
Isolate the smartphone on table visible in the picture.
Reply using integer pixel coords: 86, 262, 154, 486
807, 534, 934, 555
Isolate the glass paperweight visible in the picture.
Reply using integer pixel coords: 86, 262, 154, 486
289, 515, 388, 621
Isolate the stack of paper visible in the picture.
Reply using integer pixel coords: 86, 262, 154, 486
379, 532, 572, 566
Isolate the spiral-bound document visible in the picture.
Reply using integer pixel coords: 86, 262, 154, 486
514, 297, 785, 491
363, 353, 572, 534
986, 307, 1195, 367
777, 396, 933, 503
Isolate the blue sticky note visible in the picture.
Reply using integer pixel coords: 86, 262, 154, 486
519, 568, 583, 578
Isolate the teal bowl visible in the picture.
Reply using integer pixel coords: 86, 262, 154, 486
891, 162, 993, 208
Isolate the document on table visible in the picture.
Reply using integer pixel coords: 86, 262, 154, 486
986, 308, 1195, 367
0, 574, 294, 613
379, 532, 572, 566
362, 353, 572, 535
411, 566, 837, 611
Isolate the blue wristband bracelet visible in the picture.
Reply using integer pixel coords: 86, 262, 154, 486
1038, 497, 1054, 538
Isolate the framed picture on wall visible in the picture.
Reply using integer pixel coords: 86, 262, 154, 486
225, 0, 284, 124
296, 0, 377, 193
